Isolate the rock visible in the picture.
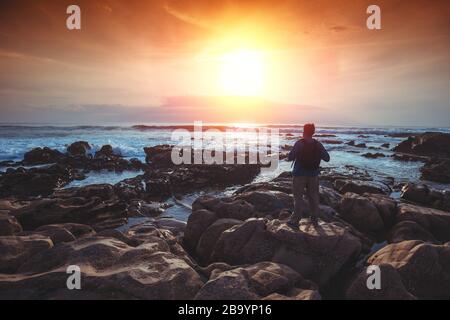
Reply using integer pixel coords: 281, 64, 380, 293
319, 186, 342, 210
362, 153, 385, 159
262, 289, 321, 300
345, 264, 416, 300
339, 193, 385, 236
368, 240, 450, 299
387, 221, 439, 244
120, 163, 261, 201
170, 165, 261, 193
0, 213, 22, 236
144, 145, 173, 166
210, 219, 362, 287
67, 141, 91, 157
393, 132, 450, 157
127, 200, 170, 217
395, 203, 450, 242
381, 143, 390, 148
0, 235, 203, 299
319, 139, 342, 145
0, 199, 29, 215
12, 184, 127, 231
234, 191, 293, 216
392, 153, 425, 162
235, 181, 292, 195
196, 218, 242, 264
400, 183, 449, 211
23, 147, 65, 165
184, 209, 218, 251
198, 262, 236, 279
20, 143, 141, 173
31, 223, 96, 244
193, 196, 256, 221
0, 164, 81, 197
94, 145, 114, 158
333, 179, 391, 195
0, 235, 53, 273
420, 159, 450, 184
363, 193, 397, 228
315, 134, 336, 138
153, 218, 187, 237
195, 261, 318, 300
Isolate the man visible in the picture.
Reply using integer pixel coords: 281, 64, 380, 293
287, 123, 330, 227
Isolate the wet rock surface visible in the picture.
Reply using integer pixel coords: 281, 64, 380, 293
392, 132, 450, 183
393, 132, 450, 157
0, 165, 84, 197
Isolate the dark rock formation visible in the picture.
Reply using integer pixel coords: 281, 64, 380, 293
23, 147, 65, 165
195, 262, 320, 300
420, 159, 450, 183
400, 183, 449, 211
393, 132, 450, 157
11, 184, 127, 231
67, 141, 91, 157
368, 240, 450, 299
362, 153, 385, 159
0, 165, 83, 197
346, 264, 416, 300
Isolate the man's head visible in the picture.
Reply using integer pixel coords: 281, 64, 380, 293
303, 123, 315, 138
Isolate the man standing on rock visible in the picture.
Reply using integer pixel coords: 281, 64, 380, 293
287, 123, 330, 227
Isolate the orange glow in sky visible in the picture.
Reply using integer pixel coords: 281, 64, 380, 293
220, 50, 266, 96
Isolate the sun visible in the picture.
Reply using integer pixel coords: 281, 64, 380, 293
220, 50, 266, 96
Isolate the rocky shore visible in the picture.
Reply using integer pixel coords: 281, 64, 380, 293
0, 133, 449, 300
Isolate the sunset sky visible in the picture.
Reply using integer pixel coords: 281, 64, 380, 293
0, 0, 449, 126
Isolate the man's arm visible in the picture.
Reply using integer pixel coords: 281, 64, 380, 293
319, 142, 330, 162
288, 141, 300, 161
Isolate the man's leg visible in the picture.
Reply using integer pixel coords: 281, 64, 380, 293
306, 176, 320, 225
289, 176, 307, 225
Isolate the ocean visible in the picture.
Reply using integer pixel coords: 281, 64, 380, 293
0, 123, 448, 222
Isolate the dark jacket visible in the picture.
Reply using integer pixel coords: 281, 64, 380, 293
288, 138, 330, 177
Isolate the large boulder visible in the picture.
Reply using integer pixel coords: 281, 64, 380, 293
387, 221, 439, 244
144, 145, 173, 166
0, 235, 53, 273
345, 264, 416, 300
363, 193, 397, 227
333, 179, 391, 195
395, 203, 450, 242
0, 235, 203, 299
184, 209, 218, 252
31, 223, 96, 244
420, 159, 450, 184
94, 145, 115, 158
67, 141, 91, 157
400, 183, 449, 211
368, 240, 450, 299
209, 218, 362, 287
339, 193, 385, 236
195, 218, 242, 264
195, 262, 320, 300
0, 213, 22, 236
393, 132, 450, 157
193, 196, 256, 221
23, 147, 65, 165
0, 165, 81, 197
234, 191, 293, 216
